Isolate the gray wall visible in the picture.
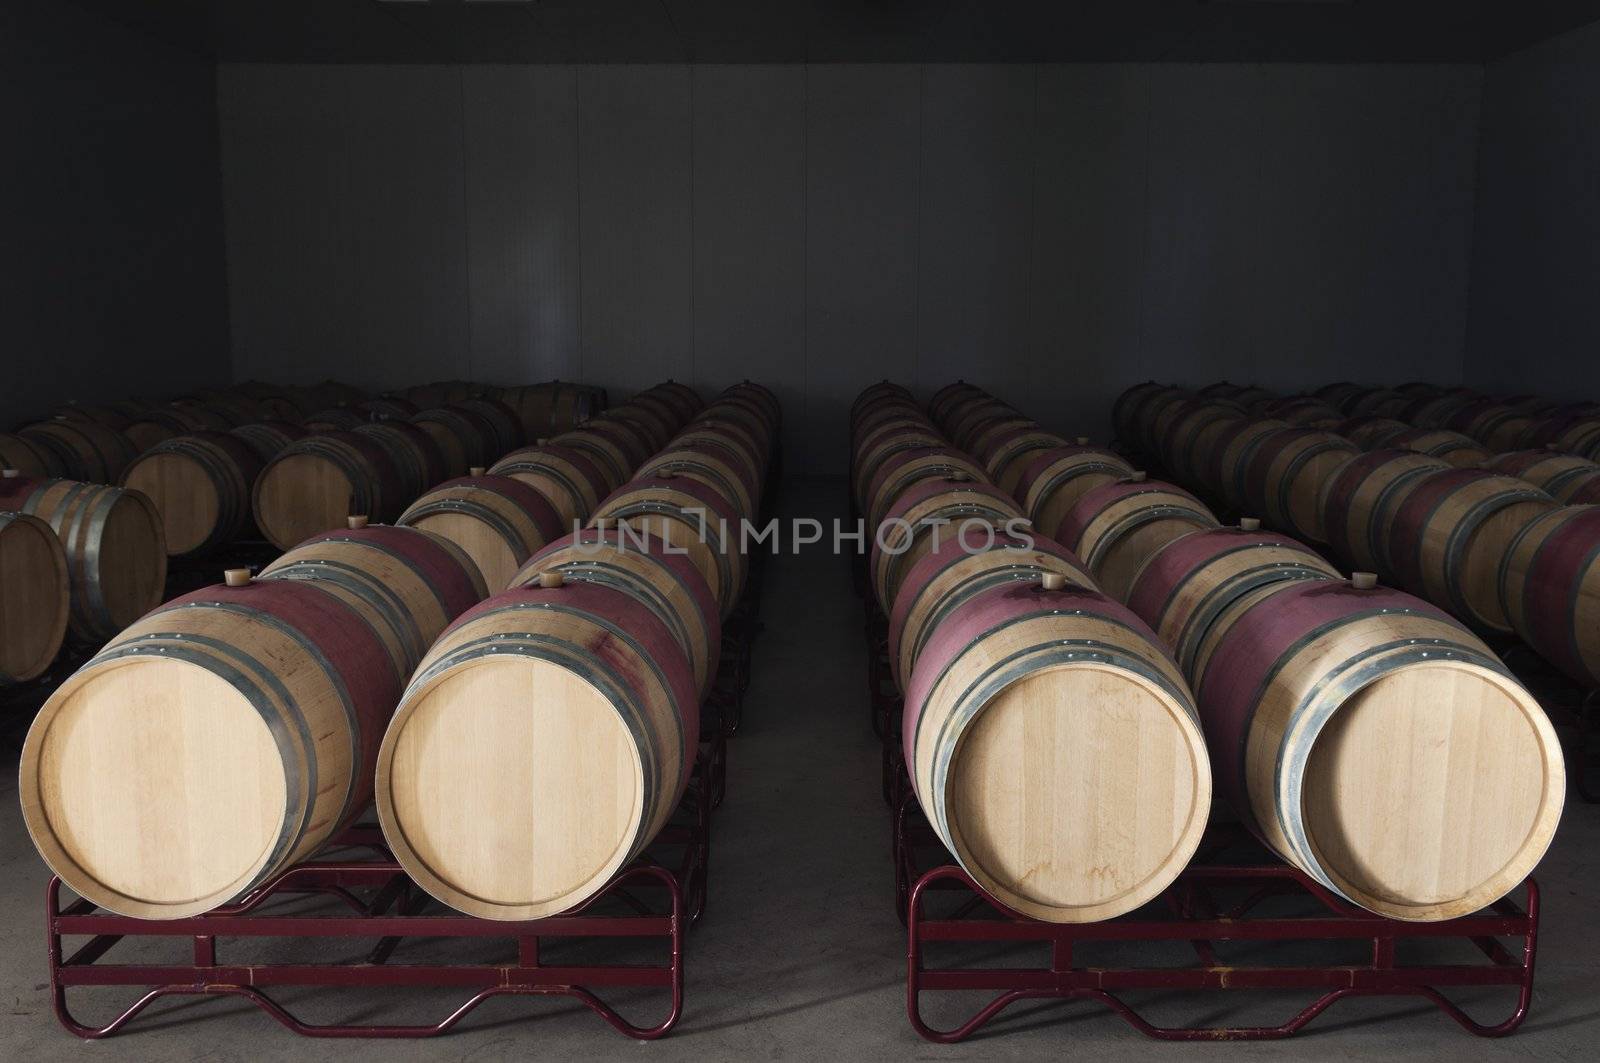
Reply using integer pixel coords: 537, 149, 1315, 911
219, 63, 1482, 471
1, 1, 230, 428
1467, 20, 1600, 399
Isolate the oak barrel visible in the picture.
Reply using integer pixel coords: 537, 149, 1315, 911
19, 575, 402, 918
1487, 450, 1600, 504
0, 433, 66, 478
489, 444, 609, 528
902, 579, 1211, 923
120, 432, 265, 556
1124, 521, 1341, 674
0, 474, 166, 643
374, 581, 699, 920
886, 530, 1094, 691
1317, 449, 1449, 582
1192, 577, 1563, 920
0, 512, 70, 685
19, 419, 138, 484
592, 475, 746, 617
1054, 477, 1220, 603
1237, 427, 1360, 544
260, 518, 488, 686
252, 432, 406, 551
396, 475, 565, 593
869, 478, 1023, 614
1500, 506, 1600, 688
1386, 469, 1557, 634
515, 527, 722, 699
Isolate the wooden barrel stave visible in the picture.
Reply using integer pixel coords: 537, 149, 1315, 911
0, 512, 71, 684
397, 475, 565, 593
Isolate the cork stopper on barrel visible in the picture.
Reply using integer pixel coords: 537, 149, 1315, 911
469, 466, 486, 478
347, 515, 369, 530
1239, 517, 1261, 532
1, 468, 19, 479
1128, 471, 1148, 483
1040, 572, 1068, 592
223, 568, 252, 588
538, 571, 565, 590
536, 438, 548, 447
1351, 571, 1378, 590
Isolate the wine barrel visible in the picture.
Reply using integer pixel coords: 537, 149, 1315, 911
722, 381, 778, 431
1407, 391, 1483, 430
1155, 402, 1241, 486
396, 475, 564, 593
550, 427, 633, 493
19, 574, 401, 918
928, 381, 983, 425
1238, 428, 1360, 544
1112, 383, 1183, 453
1486, 450, 1600, 503
886, 530, 1094, 691
489, 444, 608, 529
123, 406, 233, 453
494, 382, 604, 439
638, 442, 760, 520
453, 398, 525, 458
1124, 520, 1340, 674
593, 475, 745, 616
1055, 477, 1220, 603
411, 407, 501, 476
19, 420, 138, 483
53, 402, 137, 431
514, 527, 722, 699
1270, 399, 1344, 429
0, 433, 66, 478
902, 578, 1211, 923
252, 433, 406, 551
352, 421, 449, 501
980, 428, 1068, 497
863, 447, 989, 535
1500, 506, 1600, 688
229, 421, 307, 463
1336, 416, 1410, 449
1452, 399, 1538, 453
1192, 576, 1562, 921
373, 579, 698, 920
859, 380, 915, 416
606, 399, 674, 452
0, 512, 70, 685
229, 383, 308, 421
303, 408, 368, 432
259, 518, 488, 686
1318, 449, 1449, 581
1200, 382, 1274, 410
1345, 387, 1414, 419
852, 427, 945, 513
582, 413, 658, 471
1385, 428, 1490, 468
1386, 469, 1557, 634
0, 473, 166, 643
355, 396, 419, 420
120, 432, 265, 556
1009, 447, 1137, 551
870, 478, 1022, 613
1213, 418, 1292, 510
674, 423, 767, 485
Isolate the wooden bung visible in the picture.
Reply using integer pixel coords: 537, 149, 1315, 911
538, 570, 565, 589
348, 515, 370, 529
223, 568, 252, 587
1040, 572, 1067, 591
1239, 517, 1261, 531
1351, 571, 1378, 590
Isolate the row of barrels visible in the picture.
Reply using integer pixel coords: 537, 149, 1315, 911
851, 381, 1213, 924
880, 379, 1562, 922
0, 378, 607, 481
1116, 381, 1600, 692
18, 379, 777, 924
0, 380, 616, 686
377, 381, 776, 919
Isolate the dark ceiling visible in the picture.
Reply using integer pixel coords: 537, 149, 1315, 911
62, 1, 1600, 64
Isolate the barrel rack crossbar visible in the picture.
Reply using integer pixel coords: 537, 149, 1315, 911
895, 801, 1539, 1043
857, 581, 1540, 1045
46, 737, 721, 1042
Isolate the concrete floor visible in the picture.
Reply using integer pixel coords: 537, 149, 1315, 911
2, 476, 1598, 1061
